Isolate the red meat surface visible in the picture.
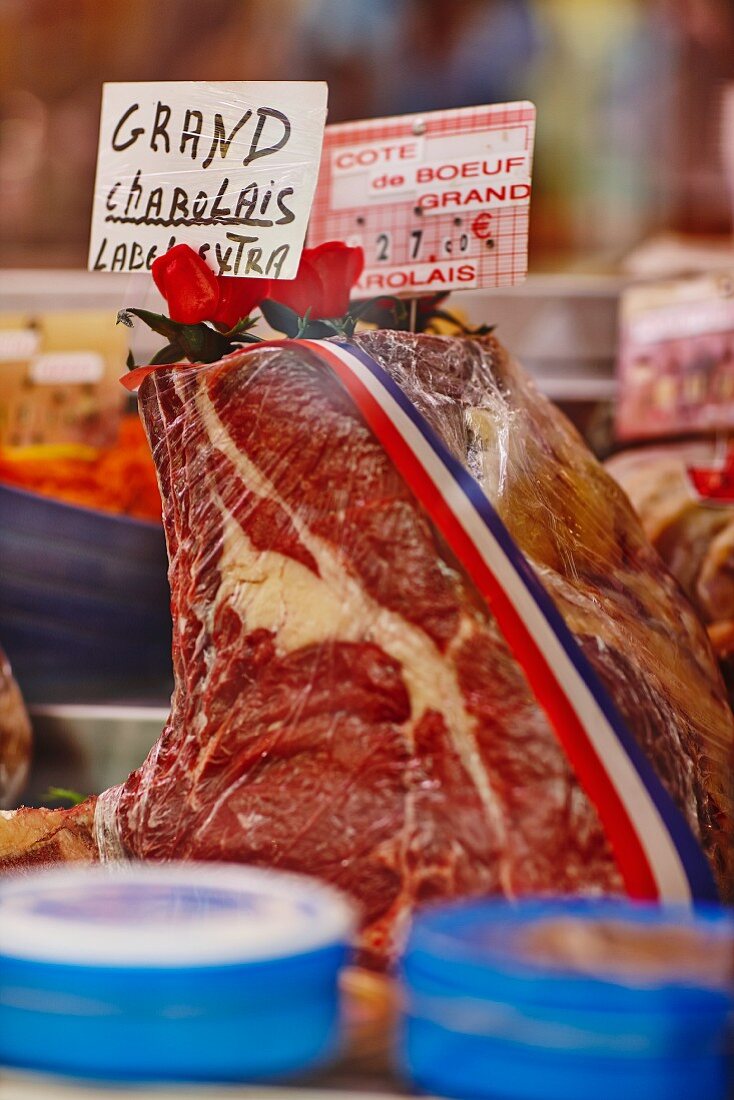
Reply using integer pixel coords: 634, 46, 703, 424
1, 333, 732, 965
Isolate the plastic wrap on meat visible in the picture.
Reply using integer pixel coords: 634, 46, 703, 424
607, 443, 734, 702
1, 334, 731, 964
0, 647, 31, 809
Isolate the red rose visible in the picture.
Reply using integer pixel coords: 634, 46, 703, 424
152, 244, 218, 324
152, 244, 269, 329
211, 274, 271, 330
268, 242, 364, 320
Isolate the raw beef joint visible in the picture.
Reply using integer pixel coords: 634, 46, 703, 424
1, 333, 732, 964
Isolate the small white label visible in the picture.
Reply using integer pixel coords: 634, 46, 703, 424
0, 329, 40, 363
29, 352, 104, 385
309, 102, 535, 294
357, 258, 479, 295
628, 297, 734, 346
88, 81, 328, 280
331, 136, 425, 176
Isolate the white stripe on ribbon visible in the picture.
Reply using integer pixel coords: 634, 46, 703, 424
301, 339, 700, 903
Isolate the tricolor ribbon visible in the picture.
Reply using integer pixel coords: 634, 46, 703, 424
294, 338, 716, 904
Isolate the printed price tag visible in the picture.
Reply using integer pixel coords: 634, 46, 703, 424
616, 271, 734, 441
89, 81, 328, 280
308, 101, 535, 295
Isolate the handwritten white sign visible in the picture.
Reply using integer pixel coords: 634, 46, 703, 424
89, 81, 328, 280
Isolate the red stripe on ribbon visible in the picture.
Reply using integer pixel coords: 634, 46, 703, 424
295, 339, 659, 899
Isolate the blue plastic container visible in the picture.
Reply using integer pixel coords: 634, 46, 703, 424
0, 863, 354, 1083
0, 484, 172, 702
399, 898, 734, 1100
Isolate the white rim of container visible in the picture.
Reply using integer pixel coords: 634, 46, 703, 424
0, 862, 356, 967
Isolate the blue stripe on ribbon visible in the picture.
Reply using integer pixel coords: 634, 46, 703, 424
340, 339, 717, 902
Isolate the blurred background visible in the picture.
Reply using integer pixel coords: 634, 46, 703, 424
0, 21, 733, 1090
2, 0, 734, 269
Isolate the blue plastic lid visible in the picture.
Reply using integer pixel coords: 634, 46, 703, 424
0, 864, 356, 1083
403, 898, 734, 1012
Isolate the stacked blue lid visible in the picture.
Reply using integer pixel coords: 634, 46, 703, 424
0, 862, 354, 1083
399, 898, 734, 1100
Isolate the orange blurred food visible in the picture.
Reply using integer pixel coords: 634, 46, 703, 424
0, 415, 161, 522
